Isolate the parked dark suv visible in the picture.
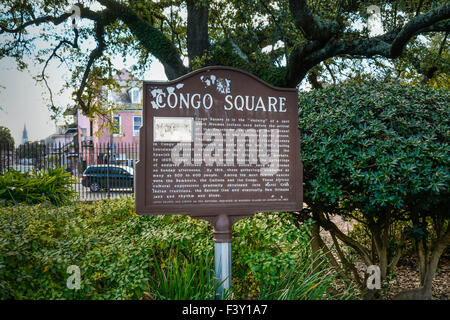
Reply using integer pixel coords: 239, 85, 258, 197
82, 165, 134, 192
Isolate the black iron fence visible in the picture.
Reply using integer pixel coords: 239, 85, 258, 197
0, 142, 138, 201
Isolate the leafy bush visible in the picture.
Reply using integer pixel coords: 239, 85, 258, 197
0, 167, 77, 205
298, 81, 449, 298
299, 81, 449, 215
0, 197, 352, 300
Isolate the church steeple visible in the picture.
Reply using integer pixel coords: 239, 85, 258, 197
21, 124, 28, 144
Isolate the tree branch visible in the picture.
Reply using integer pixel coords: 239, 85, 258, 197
187, 0, 209, 67
330, 232, 363, 286
0, 13, 70, 34
286, 3, 450, 87
37, 37, 78, 114
313, 211, 373, 266
0, 3, 111, 35
97, 0, 187, 79
288, 0, 341, 42
76, 23, 106, 114
390, 3, 450, 58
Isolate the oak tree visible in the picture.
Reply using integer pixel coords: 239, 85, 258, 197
0, 0, 448, 116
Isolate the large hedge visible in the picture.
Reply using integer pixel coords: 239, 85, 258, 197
299, 81, 449, 217
298, 81, 449, 299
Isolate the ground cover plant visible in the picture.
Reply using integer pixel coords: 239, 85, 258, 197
0, 197, 353, 300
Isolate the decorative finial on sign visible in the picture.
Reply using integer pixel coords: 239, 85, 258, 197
214, 215, 232, 242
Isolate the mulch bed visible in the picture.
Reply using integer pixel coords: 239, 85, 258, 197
386, 255, 449, 300
320, 217, 449, 300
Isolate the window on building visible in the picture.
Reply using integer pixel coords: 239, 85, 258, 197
133, 116, 141, 136
112, 116, 121, 135
129, 87, 140, 104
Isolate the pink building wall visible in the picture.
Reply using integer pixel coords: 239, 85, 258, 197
95, 110, 142, 145
77, 109, 142, 146
77, 109, 142, 165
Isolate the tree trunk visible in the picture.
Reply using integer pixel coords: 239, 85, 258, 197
370, 223, 389, 281
394, 228, 449, 300
186, 0, 210, 68
310, 221, 342, 271
378, 245, 388, 281
421, 232, 449, 299
311, 222, 321, 264
417, 239, 428, 285
310, 222, 325, 270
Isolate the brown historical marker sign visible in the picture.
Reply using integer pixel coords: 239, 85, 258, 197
135, 66, 302, 241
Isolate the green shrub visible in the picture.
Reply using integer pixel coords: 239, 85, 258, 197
299, 81, 449, 215
233, 214, 354, 300
0, 198, 352, 300
298, 81, 449, 297
0, 167, 77, 206
233, 212, 308, 298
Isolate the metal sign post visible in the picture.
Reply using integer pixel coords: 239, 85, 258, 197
215, 241, 231, 299
213, 215, 232, 299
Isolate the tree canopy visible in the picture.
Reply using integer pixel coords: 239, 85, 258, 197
0, 126, 14, 148
0, 0, 449, 117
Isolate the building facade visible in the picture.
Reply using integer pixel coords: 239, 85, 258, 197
76, 69, 142, 170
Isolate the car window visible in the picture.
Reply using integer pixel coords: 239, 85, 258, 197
86, 167, 104, 174
94, 167, 103, 174
119, 168, 130, 175
112, 167, 122, 174
85, 166, 133, 174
